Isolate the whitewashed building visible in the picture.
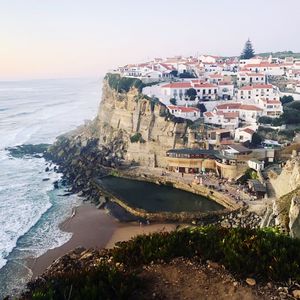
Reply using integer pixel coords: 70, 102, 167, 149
167, 105, 200, 121
203, 111, 239, 129
161, 81, 218, 105
237, 84, 280, 101
237, 72, 266, 86
255, 98, 283, 117
235, 127, 255, 143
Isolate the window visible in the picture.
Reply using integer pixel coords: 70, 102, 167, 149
208, 89, 211, 94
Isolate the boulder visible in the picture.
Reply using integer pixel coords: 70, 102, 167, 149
292, 290, 300, 299
245, 278, 256, 286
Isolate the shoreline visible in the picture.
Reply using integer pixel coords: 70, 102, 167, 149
27, 203, 177, 279
27, 203, 118, 278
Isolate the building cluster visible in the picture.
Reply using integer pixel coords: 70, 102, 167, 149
113, 52, 300, 181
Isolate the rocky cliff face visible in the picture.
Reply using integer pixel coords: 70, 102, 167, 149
81, 80, 192, 167
268, 156, 300, 235
269, 157, 300, 198
289, 195, 300, 238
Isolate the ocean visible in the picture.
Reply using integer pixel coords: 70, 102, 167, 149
0, 78, 101, 297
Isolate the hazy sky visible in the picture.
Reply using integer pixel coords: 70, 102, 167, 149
1, 0, 300, 80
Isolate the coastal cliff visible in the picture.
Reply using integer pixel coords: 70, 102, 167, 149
70, 76, 192, 168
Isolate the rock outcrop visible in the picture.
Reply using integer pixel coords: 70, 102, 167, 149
269, 157, 300, 198
289, 195, 300, 238
61, 79, 192, 169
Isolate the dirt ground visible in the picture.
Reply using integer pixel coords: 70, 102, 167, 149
132, 258, 278, 300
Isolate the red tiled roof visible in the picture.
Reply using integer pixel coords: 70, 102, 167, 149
242, 128, 255, 135
167, 105, 199, 113
244, 62, 278, 68
208, 73, 223, 78
194, 83, 217, 88
162, 82, 192, 89
239, 104, 263, 111
204, 112, 214, 117
220, 140, 235, 145
216, 103, 241, 110
223, 112, 239, 119
267, 100, 281, 104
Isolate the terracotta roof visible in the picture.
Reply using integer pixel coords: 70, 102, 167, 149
215, 103, 241, 110
267, 100, 281, 104
244, 62, 279, 68
194, 83, 217, 88
239, 104, 263, 111
162, 82, 192, 89
159, 63, 176, 70
208, 73, 223, 78
204, 112, 214, 117
167, 105, 199, 113
223, 112, 239, 119
242, 128, 255, 135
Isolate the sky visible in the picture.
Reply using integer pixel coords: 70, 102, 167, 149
1, 0, 300, 80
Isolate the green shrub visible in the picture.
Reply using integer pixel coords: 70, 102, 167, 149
24, 226, 300, 299
130, 133, 145, 143
105, 73, 160, 94
27, 262, 138, 300
170, 98, 177, 105
112, 226, 300, 282
280, 95, 294, 105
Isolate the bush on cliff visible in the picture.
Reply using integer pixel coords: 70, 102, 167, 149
105, 73, 160, 94
130, 132, 145, 143
24, 226, 300, 299
105, 73, 144, 93
113, 226, 300, 282
27, 262, 138, 300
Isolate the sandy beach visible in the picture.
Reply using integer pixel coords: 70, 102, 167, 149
28, 203, 177, 278
28, 204, 118, 278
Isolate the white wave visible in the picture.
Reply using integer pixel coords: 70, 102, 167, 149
0, 78, 101, 297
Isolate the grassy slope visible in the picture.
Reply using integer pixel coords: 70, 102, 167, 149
23, 226, 300, 300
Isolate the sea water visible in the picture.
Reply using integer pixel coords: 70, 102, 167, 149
0, 78, 101, 297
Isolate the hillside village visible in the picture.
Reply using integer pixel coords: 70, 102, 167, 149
109, 42, 300, 188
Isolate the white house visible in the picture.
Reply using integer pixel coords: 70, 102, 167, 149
239, 104, 264, 123
255, 98, 283, 117
203, 111, 239, 129
206, 73, 224, 83
217, 82, 235, 100
214, 103, 263, 124
248, 159, 265, 171
242, 62, 285, 76
237, 72, 266, 86
237, 84, 280, 101
167, 105, 200, 121
239, 57, 263, 66
235, 127, 255, 143
199, 55, 220, 64
161, 81, 218, 105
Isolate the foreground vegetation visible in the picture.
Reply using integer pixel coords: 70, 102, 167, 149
22, 226, 300, 300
